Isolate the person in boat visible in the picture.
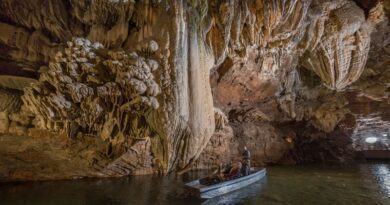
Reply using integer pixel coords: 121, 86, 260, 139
223, 160, 232, 174
212, 163, 222, 174
201, 164, 224, 185
241, 146, 251, 176
201, 160, 242, 185
219, 160, 242, 181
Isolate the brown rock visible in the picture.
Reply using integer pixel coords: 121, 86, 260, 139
0, 0, 387, 182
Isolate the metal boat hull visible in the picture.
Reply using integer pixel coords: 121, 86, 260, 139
185, 168, 267, 199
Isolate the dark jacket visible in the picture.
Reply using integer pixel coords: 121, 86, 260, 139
242, 150, 251, 160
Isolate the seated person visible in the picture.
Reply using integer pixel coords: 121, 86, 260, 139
202, 160, 242, 185
221, 161, 242, 181
223, 161, 232, 174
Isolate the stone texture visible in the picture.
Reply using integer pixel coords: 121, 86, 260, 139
195, 121, 291, 169
22, 38, 160, 141
300, 1, 374, 90
347, 2, 390, 152
0, 128, 162, 182
0, 0, 387, 182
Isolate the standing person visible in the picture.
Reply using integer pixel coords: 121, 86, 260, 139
242, 146, 251, 176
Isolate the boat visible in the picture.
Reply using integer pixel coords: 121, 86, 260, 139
185, 168, 267, 199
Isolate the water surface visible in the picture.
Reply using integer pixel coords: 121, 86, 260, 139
0, 162, 388, 205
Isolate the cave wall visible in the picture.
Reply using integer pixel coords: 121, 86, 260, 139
0, 0, 386, 181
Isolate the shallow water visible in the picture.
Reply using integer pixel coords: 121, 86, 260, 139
0, 162, 389, 205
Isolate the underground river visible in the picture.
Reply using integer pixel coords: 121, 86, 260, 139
0, 162, 388, 205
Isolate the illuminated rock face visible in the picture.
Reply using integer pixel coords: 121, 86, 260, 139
301, 1, 385, 91
0, 0, 216, 177
349, 2, 390, 153
0, 0, 386, 181
22, 37, 163, 162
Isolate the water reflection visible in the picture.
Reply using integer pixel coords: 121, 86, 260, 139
201, 178, 267, 205
0, 163, 388, 205
367, 164, 390, 198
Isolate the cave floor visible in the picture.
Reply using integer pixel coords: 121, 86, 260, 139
0, 162, 388, 205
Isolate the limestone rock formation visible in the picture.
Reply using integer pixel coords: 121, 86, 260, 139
22, 38, 160, 141
301, 1, 377, 90
349, 10, 390, 151
0, 0, 387, 181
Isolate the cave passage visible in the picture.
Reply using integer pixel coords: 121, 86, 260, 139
0, 0, 389, 204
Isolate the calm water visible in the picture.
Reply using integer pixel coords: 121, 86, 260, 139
0, 162, 389, 205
